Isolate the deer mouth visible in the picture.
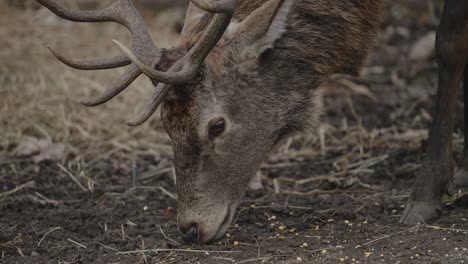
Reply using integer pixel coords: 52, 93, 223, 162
210, 204, 235, 242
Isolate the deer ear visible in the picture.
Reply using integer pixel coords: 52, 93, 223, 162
229, 0, 295, 61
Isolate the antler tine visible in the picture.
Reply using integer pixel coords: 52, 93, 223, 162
37, 0, 162, 64
127, 82, 171, 126
36, 0, 116, 22
185, 12, 234, 66
38, 0, 239, 125
36, 0, 165, 105
190, 0, 238, 13
115, 0, 238, 85
48, 47, 131, 70
125, 0, 238, 126
80, 65, 142, 106
113, 40, 198, 85
115, 0, 238, 126
126, 53, 191, 126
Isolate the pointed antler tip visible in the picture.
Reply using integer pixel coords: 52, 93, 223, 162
126, 120, 142, 127
79, 98, 94, 107
46, 46, 56, 54
112, 40, 134, 60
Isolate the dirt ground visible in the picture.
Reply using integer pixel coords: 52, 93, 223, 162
1, 0, 468, 263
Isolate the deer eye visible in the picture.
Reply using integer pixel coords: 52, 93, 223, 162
208, 118, 225, 140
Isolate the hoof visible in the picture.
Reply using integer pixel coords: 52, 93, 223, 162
399, 201, 441, 225
454, 168, 468, 188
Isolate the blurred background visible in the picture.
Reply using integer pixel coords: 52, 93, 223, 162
0, 0, 449, 176
1, 0, 188, 162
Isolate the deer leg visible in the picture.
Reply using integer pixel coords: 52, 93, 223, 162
400, 64, 464, 225
400, 0, 468, 225
454, 67, 468, 188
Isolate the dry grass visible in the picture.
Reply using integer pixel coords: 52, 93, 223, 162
0, 0, 183, 161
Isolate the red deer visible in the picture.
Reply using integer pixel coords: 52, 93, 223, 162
35, 0, 468, 244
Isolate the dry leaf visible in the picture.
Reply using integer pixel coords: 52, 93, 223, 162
409, 31, 436, 61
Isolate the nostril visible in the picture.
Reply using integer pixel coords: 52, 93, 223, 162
184, 224, 198, 244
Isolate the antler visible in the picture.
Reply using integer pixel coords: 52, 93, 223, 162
37, 0, 237, 125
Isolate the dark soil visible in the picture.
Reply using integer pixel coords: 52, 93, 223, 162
2, 0, 468, 263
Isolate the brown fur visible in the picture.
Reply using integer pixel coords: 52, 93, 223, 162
179, 0, 383, 78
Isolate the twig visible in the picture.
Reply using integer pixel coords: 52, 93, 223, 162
347, 155, 388, 171
138, 167, 173, 181
123, 186, 176, 200
423, 224, 468, 233
38, 227, 62, 247
273, 179, 280, 195
282, 189, 377, 196
140, 240, 148, 264
0, 181, 35, 199
305, 245, 343, 254
97, 242, 119, 252
121, 224, 126, 241
31, 192, 62, 206
158, 186, 176, 200
117, 249, 240, 255
160, 227, 180, 245
67, 238, 87, 249
16, 247, 24, 257
236, 256, 279, 264
356, 225, 419, 247
293, 171, 346, 185
319, 125, 327, 156
57, 163, 87, 192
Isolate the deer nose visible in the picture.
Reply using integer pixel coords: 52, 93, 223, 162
182, 224, 201, 244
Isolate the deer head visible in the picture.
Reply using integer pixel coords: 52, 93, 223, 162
37, 0, 310, 244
